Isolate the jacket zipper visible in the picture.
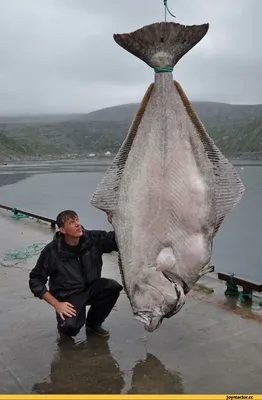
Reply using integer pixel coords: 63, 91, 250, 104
77, 256, 87, 286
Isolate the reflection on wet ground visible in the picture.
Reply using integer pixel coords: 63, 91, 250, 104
32, 335, 183, 395
127, 353, 183, 395
32, 336, 126, 395
1, 212, 262, 394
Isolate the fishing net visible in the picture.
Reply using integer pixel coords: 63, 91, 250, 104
0, 242, 46, 267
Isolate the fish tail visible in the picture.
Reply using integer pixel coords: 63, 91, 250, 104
113, 21, 209, 70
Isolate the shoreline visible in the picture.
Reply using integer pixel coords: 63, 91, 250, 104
1, 155, 262, 166
0, 156, 259, 190
1, 153, 262, 164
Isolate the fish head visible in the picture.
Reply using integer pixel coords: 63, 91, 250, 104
132, 274, 186, 332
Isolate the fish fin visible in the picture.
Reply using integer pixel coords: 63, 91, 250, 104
174, 80, 245, 234
90, 83, 154, 212
113, 21, 209, 69
164, 283, 186, 319
117, 252, 130, 300
198, 263, 215, 279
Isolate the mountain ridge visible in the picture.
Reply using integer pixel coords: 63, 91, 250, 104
1, 100, 262, 161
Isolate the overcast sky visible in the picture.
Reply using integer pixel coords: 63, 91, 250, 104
0, 0, 260, 115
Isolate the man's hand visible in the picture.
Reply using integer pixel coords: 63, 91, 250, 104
55, 301, 77, 320
42, 292, 77, 320
107, 212, 112, 224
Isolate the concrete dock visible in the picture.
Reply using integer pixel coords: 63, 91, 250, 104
0, 207, 262, 395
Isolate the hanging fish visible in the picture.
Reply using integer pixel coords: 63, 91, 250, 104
91, 21, 245, 332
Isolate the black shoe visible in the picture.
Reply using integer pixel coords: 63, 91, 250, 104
86, 323, 110, 337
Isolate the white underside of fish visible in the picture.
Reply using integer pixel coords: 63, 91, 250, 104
118, 77, 212, 267
91, 22, 245, 332
111, 76, 215, 330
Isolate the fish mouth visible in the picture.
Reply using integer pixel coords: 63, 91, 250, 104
134, 310, 163, 332
133, 276, 186, 332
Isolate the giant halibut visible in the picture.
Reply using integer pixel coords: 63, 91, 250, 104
91, 21, 245, 332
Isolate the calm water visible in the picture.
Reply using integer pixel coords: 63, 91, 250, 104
0, 159, 261, 281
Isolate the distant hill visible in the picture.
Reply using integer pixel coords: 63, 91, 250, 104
0, 131, 35, 162
1, 100, 262, 161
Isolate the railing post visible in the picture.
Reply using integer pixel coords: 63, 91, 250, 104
242, 285, 253, 302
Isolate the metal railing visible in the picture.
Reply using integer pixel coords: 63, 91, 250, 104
0, 204, 56, 229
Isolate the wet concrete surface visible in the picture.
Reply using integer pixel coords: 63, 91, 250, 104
0, 208, 262, 394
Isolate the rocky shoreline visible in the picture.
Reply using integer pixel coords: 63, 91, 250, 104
1, 151, 262, 164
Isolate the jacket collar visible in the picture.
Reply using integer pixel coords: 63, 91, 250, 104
53, 226, 91, 253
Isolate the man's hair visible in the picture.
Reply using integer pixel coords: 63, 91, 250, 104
56, 210, 78, 228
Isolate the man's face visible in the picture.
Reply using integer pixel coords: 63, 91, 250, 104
60, 215, 83, 238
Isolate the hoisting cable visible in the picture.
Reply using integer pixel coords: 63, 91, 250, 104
163, 0, 176, 21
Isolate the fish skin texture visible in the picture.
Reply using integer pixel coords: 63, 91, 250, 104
91, 22, 245, 332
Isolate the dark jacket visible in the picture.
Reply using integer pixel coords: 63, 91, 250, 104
29, 228, 118, 300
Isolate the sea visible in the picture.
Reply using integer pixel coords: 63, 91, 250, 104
0, 158, 261, 281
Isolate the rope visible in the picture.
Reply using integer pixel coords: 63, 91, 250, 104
154, 66, 174, 73
224, 273, 262, 306
1, 243, 46, 264
157, 1, 177, 74
163, 0, 176, 21
11, 207, 28, 219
